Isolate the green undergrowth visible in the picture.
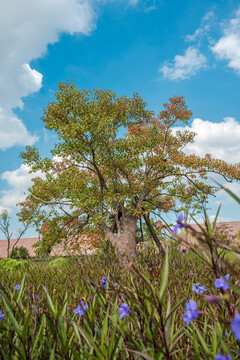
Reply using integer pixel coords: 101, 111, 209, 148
0, 242, 239, 359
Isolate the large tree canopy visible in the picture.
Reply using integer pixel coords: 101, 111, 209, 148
18, 82, 240, 267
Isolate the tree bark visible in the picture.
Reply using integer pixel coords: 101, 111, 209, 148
101, 214, 138, 269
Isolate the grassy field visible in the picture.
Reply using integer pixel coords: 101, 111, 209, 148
0, 236, 239, 360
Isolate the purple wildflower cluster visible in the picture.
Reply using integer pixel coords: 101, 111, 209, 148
173, 214, 185, 234
74, 301, 89, 317
100, 276, 108, 289
214, 274, 230, 291
192, 283, 207, 294
231, 313, 240, 340
119, 303, 132, 319
215, 355, 232, 360
183, 299, 198, 325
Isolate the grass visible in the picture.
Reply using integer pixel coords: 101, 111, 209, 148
0, 239, 239, 359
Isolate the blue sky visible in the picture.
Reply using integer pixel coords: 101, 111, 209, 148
1, 0, 240, 237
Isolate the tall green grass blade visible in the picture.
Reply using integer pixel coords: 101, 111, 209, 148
159, 247, 169, 301
75, 323, 105, 360
16, 273, 26, 303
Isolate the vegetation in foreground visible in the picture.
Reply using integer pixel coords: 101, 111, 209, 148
0, 210, 240, 360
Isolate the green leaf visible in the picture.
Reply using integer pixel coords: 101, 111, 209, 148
100, 305, 110, 355
73, 322, 105, 360
58, 292, 68, 321
125, 348, 156, 360
159, 248, 169, 301
44, 287, 57, 319
192, 323, 210, 356
16, 273, 26, 304
1, 293, 21, 335
165, 292, 171, 347
214, 180, 240, 204
32, 314, 47, 353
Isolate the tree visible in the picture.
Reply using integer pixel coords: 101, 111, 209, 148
18, 82, 240, 267
0, 210, 29, 258
10, 246, 29, 260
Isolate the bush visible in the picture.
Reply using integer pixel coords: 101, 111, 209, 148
10, 246, 30, 260
48, 257, 69, 269
0, 258, 29, 271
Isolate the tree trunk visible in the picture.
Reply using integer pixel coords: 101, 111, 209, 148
101, 214, 138, 269
7, 238, 10, 258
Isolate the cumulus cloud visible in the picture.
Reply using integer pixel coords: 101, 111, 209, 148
173, 116, 240, 164
0, 109, 38, 150
211, 8, 240, 74
159, 47, 207, 80
0, 0, 95, 149
0, 164, 43, 212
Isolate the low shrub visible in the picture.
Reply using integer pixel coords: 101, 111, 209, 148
48, 257, 69, 269
0, 258, 29, 271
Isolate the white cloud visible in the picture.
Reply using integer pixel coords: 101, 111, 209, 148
159, 47, 207, 80
0, 0, 96, 149
211, 8, 240, 74
186, 11, 214, 43
0, 164, 43, 212
0, 109, 38, 150
173, 116, 240, 164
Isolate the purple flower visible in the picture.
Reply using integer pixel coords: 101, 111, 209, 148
14, 284, 20, 290
192, 283, 206, 294
119, 303, 132, 319
100, 276, 108, 289
189, 271, 194, 275
214, 274, 230, 291
94, 327, 102, 333
179, 250, 183, 254
192, 283, 200, 293
131, 254, 134, 257
231, 312, 240, 340
173, 214, 185, 234
215, 355, 232, 360
199, 285, 207, 293
0, 310, 4, 320
114, 282, 118, 286
183, 299, 198, 325
74, 301, 88, 317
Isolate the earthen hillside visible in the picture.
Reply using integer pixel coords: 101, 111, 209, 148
0, 221, 239, 258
